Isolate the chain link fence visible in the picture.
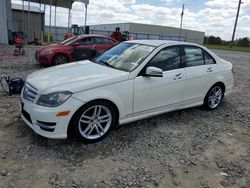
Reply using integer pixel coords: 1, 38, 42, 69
45, 26, 186, 43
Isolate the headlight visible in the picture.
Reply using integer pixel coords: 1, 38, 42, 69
40, 50, 52, 56
37, 91, 72, 107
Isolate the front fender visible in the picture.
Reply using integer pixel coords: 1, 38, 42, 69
72, 80, 134, 119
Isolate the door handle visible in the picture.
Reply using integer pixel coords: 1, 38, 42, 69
174, 73, 183, 80
207, 67, 213, 72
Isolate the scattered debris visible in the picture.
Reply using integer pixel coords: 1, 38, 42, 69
225, 131, 233, 136
220, 172, 228, 176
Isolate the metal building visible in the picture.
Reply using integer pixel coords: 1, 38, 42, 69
1, 0, 87, 44
0, 0, 10, 44
90, 23, 205, 44
11, 3, 45, 43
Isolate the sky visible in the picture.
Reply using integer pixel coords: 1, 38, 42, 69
12, 0, 250, 40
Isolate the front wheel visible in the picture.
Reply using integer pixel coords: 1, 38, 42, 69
204, 84, 224, 110
53, 54, 68, 65
70, 101, 117, 143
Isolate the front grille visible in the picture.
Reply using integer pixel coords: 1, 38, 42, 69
23, 83, 38, 102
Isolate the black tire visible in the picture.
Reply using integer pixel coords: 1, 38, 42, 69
70, 101, 117, 143
53, 54, 68, 65
203, 84, 224, 110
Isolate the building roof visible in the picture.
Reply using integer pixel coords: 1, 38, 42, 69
24, 0, 88, 9
12, 3, 44, 13
27, 0, 72, 8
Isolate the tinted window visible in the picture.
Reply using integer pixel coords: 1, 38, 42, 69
148, 46, 181, 71
109, 39, 115, 44
79, 37, 94, 45
204, 51, 215, 64
95, 37, 112, 44
184, 46, 204, 67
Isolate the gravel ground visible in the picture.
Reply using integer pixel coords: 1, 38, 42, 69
0, 45, 249, 188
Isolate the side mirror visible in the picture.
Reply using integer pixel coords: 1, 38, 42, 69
144, 66, 163, 77
72, 42, 80, 47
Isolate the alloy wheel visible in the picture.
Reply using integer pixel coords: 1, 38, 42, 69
54, 55, 67, 65
78, 105, 112, 140
208, 86, 223, 109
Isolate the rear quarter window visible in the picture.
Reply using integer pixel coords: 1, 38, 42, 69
184, 46, 204, 67
204, 51, 216, 64
95, 37, 113, 44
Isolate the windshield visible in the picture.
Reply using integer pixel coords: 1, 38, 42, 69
94, 43, 155, 72
60, 36, 78, 45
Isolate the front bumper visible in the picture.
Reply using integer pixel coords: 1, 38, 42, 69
21, 96, 84, 139
35, 52, 53, 65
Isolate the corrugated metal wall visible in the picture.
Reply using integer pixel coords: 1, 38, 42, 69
0, 0, 9, 44
12, 10, 44, 42
45, 26, 69, 42
90, 23, 130, 32
129, 23, 204, 44
90, 23, 205, 44
6, 0, 13, 32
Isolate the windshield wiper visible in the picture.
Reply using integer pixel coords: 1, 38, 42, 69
99, 60, 116, 69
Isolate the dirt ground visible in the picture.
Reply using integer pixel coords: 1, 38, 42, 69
0, 45, 249, 188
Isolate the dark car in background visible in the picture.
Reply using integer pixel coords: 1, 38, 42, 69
35, 34, 117, 66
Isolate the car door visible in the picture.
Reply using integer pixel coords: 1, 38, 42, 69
72, 37, 95, 61
182, 45, 217, 107
133, 46, 185, 114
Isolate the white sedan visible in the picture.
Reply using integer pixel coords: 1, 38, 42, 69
21, 40, 234, 142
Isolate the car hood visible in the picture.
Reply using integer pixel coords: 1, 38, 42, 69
36, 44, 67, 52
26, 61, 130, 94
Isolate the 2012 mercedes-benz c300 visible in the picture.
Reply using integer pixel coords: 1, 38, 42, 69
21, 40, 234, 142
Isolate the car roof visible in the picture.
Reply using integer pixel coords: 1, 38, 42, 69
125, 40, 222, 62
125, 40, 203, 47
78, 34, 114, 39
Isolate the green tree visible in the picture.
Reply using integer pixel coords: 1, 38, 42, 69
236, 37, 250, 47
205, 35, 222, 45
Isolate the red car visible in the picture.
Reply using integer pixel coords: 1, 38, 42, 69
35, 35, 117, 66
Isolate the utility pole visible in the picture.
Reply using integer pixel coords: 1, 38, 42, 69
82, 0, 89, 33
84, 3, 88, 33
231, 0, 243, 47
179, 4, 184, 41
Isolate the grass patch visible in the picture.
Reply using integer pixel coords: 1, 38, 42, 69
204, 44, 250, 52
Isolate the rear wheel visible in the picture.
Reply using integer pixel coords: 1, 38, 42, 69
70, 101, 116, 143
53, 54, 68, 65
204, 84, 224, 110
